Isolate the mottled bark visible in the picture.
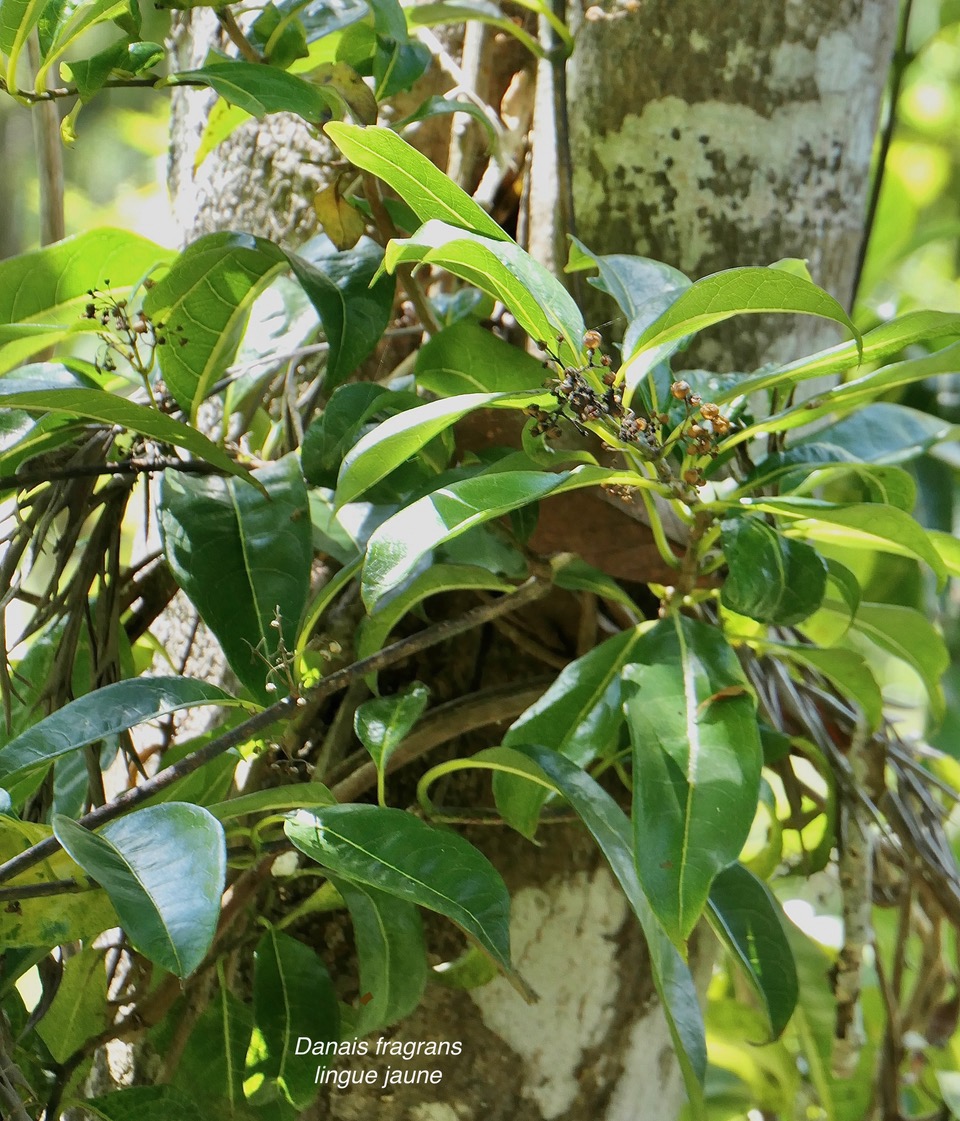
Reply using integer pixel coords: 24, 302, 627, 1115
530, 0, 898, 367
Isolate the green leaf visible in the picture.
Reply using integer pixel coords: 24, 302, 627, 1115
144, 232, 287, 416
83, 1087, 205, 1121
63, 40, 165, 102
360, 465, 641, 607
250, 2, 308, 67
763, 642, 883, 733
169, 984, 252, 1118
53, 804, 226, 978
253, 928, 339, 1109
707, 863, 798, 1040
354, 682, 429, 803
208, 782, 335, 822
513, 744, 706, 1106
415, 321, 547, 395
720, 516, 827, 625
324, 122, 508, 241
167, 61, 335, 123
285, 804, 527, 995
0, 677, 237, 785
796, 403, 956, 466
395, 94, 498, 145
286, 237, 395, 390
159, 455, 313, 703
0, 366, 255, 484
846, 602, 949, 723
34, 0, 130, 88
623, 615, 762, 944
736, 498, 948, 589
0, 0, 47, 90
301, 383, 391, 488
496, 625, 650, 837
36, 945, 108, 1062
0, 228, 171, 372
0, 817, 115, 946
332, 877, 427, 1033
724, 309, 960, 403
623, 267, 860, 377
743, 445, 918, 511
384, 220, 585, 359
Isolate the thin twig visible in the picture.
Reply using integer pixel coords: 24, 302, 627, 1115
0, 457, 233, 491
0, 577, 550, 885
217, 7, 264, 64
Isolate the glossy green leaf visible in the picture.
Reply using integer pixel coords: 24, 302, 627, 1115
724, 309, 960, 403
208, 782, 335, 822
144, 232, 287, 415
333, 877, 427, 1033
336, 389, 545, 506
53, 804, 226, 978
302, 383, 392, 488
550, 554, 642, 612
514, 744, 706, 1106
0, 677, 236, 785
356, 564, 514, 666
360, 465, 640, 607
623, 267, 859, 376
417, 746, 555, 823
496, 625, 650, 837
707, 863, 798, 1040
0, 228, 171, 372
406, 0, 543, 56
384, 220, 585, 358
355, 682, 429, 803
743, 446, 917, 512
169, 984, 252, 1118
736, 498, 948, 588
324, 122, 507, 241
623, 615, 762, 944
796, 403, 956, 466
168, 61, 334, 123
253, 927, 339, 1108
931, 529, 960, 577
0, 0, 46, 90
720, 516, 827, 625
82, 1087, 205, 1121
34, 0, 129, 88
847, 602, 949, 723
250, 2, 308, 67
36, 945, 108, 1062
0, 366, 254, 483
415, 321, 547, 395
395, 94, 498, 144
286, 238, 395, 390
63, 40, 165, 102
285, 804, 525, 994
764, 642, 883, 733
159, 456, 312, 703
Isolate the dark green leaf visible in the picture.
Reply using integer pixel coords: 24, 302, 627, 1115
144, 232, 287, 415
286, 237, 395, 389
63, 39, 164, 101
168, 61, 335, 124
355, 683, 429, 802
253, 928, 339, 1108
737, 498, 948, 588
707, 863, 798, 1040
623, 615, 762, 944
302, 383, 392, 488
0, 366, 254, 483
250, 2, 308, 67
159, 455, 312, 703
285, 804, 527, 994
34, 0, 130, 86
406, 0, 544, 56
395, 94, 498, 145
0, 677, 237, 785
53, 803, 226, 977
415, 321, 547, 395
496, 625, 648, 837
333, 877, 427, 1033
796, 403, 956, 465
208, 782, 335, 822
324, 122, 508, 241
168, 985, 253, 1119
514, 744, 706, 1105
721, 516, 827, 625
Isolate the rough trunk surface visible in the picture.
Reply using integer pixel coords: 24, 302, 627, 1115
530, 0, 898, 367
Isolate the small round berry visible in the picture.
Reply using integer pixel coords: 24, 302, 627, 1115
583, 329, 603, 350
688, 423, 705, 438
713, 416, 731, 435
688, 393, 702, 408
683, 468, 703, 486
700, 401, 720, 419
670, 380, 691, 400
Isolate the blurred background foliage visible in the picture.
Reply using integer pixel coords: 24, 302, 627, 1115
3, 1, 960, 1117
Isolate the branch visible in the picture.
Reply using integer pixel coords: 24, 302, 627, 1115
0, 457, 233, 492
217, 8, 264, 64
0, 576, 550, 884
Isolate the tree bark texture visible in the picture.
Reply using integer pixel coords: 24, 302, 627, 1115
529, 0, 899, 367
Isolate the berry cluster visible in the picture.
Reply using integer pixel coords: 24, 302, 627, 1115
81, 286, 186, 377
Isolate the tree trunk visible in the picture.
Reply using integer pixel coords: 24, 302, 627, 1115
529, 0, 899, 368
162, 7, 895, 1119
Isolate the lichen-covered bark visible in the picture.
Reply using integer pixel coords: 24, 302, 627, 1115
542, 0, 898, 366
